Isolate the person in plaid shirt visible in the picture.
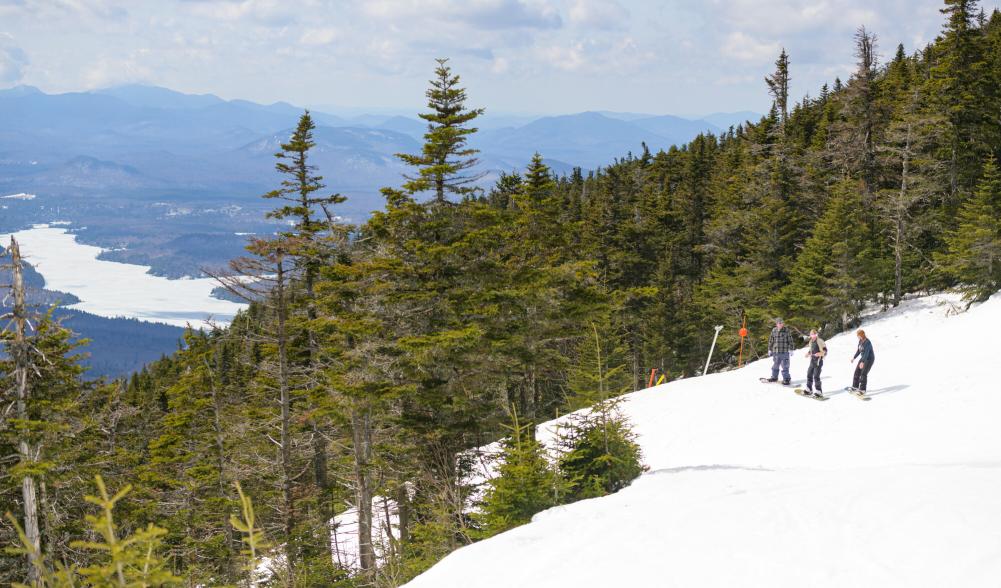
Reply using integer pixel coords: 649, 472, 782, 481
766, 318, 793, 385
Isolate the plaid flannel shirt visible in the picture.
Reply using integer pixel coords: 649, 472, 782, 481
768, 326, 794, 354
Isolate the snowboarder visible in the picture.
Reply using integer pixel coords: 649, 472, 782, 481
850, 329, 875, 394
765, 318, 793, 385
804, 329, 827, 396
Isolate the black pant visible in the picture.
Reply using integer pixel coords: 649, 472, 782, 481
807, 357, 823, 391
853, 360, 873, 391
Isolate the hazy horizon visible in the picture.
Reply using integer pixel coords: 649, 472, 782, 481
2, 1, 990, 116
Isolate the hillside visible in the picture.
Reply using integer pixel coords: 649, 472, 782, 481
406, 292, 1001, 587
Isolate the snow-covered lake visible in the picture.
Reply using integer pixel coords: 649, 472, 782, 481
0, 224, 246, 328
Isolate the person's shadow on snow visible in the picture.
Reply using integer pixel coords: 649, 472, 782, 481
862, 384, 910, 397
815, 379, 910, 398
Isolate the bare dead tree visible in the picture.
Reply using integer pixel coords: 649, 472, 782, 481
2, 237, 41, 583
877, 90, 948, 305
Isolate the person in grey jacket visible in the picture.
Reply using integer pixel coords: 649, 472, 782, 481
766, 318, 793, 385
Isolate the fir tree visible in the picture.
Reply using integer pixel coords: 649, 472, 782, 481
765, 49, 791, 126
475, 409, 562, 537
557, 323, 643, 501
398, 58, 485, 203
778, 181, 868, 331
929, 0, 990, 200
938, 155, 1001, 303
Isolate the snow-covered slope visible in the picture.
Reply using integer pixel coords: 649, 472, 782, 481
406, 292, 1001, 587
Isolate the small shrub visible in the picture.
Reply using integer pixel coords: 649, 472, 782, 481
558, 399, 644, 502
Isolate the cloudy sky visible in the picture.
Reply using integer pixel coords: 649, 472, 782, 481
0, 0, 992, 116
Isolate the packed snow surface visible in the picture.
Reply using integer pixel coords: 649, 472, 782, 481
0, 224, 245, 327
406, 292, 1001, 587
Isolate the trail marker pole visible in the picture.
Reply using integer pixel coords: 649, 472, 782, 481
738, 317, 748, 368
704, 325, 724, 376
647, 368, 657, 388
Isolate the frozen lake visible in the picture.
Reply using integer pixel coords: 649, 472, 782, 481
0, 224, 246, 328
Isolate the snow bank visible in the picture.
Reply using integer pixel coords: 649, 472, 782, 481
406, 292, 1001, 587
0, 224, 246, 327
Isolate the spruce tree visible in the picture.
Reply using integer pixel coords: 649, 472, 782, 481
765, 49, 791, 126
557, 323, 643, 501
929, 0, 989, 200
398, 58, 485, 203
475, 409, 561, 537
777, 181, 868, 331
938, 155, 1001, 302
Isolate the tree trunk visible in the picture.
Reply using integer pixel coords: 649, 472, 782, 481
893, 124, 913, 307
351, 406, 375, 573
312, 425, 334, 564
275, 254, 295, 580
9, 238, 40, 583
206, 354, 234, 559
396, 484, 410, 546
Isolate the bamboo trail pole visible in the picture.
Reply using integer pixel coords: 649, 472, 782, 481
703, 325, 724, 376
738, 316, 748, 368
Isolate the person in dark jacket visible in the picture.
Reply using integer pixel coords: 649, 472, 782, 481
851, 329, 875, 393
804, 329, 827, 395
766, 318, 793, 385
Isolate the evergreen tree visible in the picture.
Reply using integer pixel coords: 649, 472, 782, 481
928, 0, 990, 200
778, 181, 869, 331
765, 49, 791, 126
938, 155, 1001, 302
475, 409, 562, 537
139, 330, 239, 581
398, 58, 485, 203
557, 323, 643, 501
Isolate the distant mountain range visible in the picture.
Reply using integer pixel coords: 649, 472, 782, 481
0, 84, 762, 374
0, 83, 761, 218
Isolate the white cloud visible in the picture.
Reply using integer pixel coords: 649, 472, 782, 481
299, 27, 339, 46
533, 34, 654, 74
0, 0, 127, 20
82, 49, 155, 89
567, 0, 629, 30
0, 33, 29, 85
181, 0, 302, 26
720, 31, 781, 63
363, 0, 561, 30
710, 0, 879, 36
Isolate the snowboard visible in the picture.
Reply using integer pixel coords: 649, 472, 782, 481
844, 386, 871, 401
760, 377, 790, 386
794, 388, 827, 401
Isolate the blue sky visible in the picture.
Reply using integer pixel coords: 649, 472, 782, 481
0, 0, 992, 116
